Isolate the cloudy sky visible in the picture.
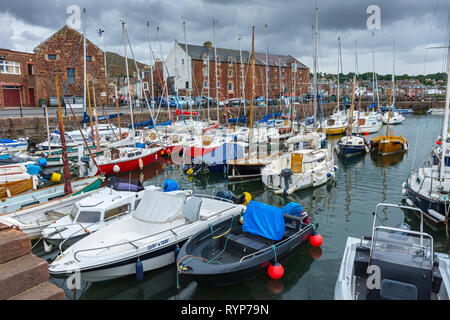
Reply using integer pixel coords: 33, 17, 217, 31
1, 0, 449, 76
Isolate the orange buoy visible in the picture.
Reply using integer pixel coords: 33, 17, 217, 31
309, 231, 323, 247
267, 262, 284, 280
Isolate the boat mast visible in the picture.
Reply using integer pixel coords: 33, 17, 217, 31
182, 18, 192, 123
122, 20, 134, 132
239, 34, 246, 114
337, 36, 340, 111
265, 24, 269, 115
147, 21, 155, 117
312, 0, 318, 132
439, 36, 450, 182
213, 19, 219, 124
371, 31, 375, 105
83, 8, 87, 129
249, 26, 255, 149
385, 41, 395, 137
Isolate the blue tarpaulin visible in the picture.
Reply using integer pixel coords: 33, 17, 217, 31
257, 111, 282, 123
83, 112, 123, 124
130, 118, 154, 129
368, 102, 376, 109
282, 202, 303, 217
228, 116, 247, 124
242, 201, 285, 241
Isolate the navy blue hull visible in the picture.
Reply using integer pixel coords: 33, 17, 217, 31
406, 187, 446, 223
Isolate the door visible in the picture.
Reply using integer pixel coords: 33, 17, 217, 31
28, 88, 36, 107
2, 86, 21, 107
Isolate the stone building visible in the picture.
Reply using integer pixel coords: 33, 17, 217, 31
164, 41, 310, 100
0, 26, 107, 108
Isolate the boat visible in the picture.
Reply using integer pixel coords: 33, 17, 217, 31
83, 146, 163, 176
381, 110, 405, 125
41, 177, 160, 252
48, 189, 246, 282
369, 42, 408, 157
352, 115, 382, 134
0, 137, 28, 153
317, 111, 348, 136
176, 200, 316, 286
402, 46, 450, 224
427, 108, 445, 115
0, 163, 39, 199
0, 176, 104, 239
336, 71, 369, 158
334, 203, 450, 300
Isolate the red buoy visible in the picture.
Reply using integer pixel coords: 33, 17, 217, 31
267, 262, 284, 280
309, 232, 323, 247
437, 140, 442, 145
364, 131, 369, 136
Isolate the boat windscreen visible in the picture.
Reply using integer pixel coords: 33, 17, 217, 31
372, 229, 433, 270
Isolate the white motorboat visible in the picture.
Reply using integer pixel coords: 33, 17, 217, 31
0, 137, 28, 153
42, 178, 161, 252
0, 176, 104, 239
334, 203, 450, 300
261, 134, 337, 195
336, 135, 369, 158
382, 111, 404, 125
48, 189, 246, 282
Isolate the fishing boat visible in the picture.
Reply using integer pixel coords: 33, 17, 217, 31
369, 42, 408, 156
41, 177, 160, 252
0, 176, 104, 239
261, 146, 336, 195
176, 200, 316, 286
334, 203, 450, 300
402, 46, 450, 224
48, 189, 246, 282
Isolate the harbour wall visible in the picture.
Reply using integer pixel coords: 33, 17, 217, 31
0, 100, 444, 145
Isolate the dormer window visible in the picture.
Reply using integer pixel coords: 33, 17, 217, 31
48, 54, 56, 60
86, 56, 92, 61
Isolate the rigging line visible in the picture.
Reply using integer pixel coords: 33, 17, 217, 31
423, 0, 440, 75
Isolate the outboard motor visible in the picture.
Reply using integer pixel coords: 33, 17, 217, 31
280, 168, 292, 195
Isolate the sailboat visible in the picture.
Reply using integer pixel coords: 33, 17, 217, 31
369, 42, 408, 156
260, 0, 337, 195
336, 43, 369, 157
402, 40, 450, 224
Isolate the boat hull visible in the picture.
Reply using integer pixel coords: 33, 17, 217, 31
96, 151, 158, 175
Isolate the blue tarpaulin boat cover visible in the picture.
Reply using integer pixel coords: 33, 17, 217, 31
228, 116, 246, 124
257, 111, 282, 123
130, 118, 154, 129
282, 202, 303, 217
368, 102, 376, 109
242, 201, 285, 241
83, 112, 123, 124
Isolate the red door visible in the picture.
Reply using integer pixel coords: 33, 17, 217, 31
28, 88, 36, 107
2, 87, 21, 107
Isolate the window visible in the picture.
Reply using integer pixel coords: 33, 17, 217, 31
67, 68, 75, 84
274, 74, 277, 79
143, 82, 149, 91
69, 206, 79, 220
228, 82, 233, 91
204, 81, 208, 88
228, 57, 233, 65
86, 56, 92, 61
104, 204, 130, 220
228, 70, 233, 77
48, 54, 56, 60
217, 81, 220, 88
27, 64, 34, 75
0, 60, 21, 74
186, 81, 189, 89
274, 84, 277, 89
76, 211, 101, 223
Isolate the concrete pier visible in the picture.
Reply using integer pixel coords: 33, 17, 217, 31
0, 223, 65, 300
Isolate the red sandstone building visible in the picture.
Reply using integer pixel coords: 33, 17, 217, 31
0, 26, 106, 108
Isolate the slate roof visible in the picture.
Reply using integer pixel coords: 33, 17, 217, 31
176, 42, 308, 69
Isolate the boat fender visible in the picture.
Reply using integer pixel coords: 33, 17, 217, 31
327, 172, 332, 178
174, 244, 181, 261
43, 240, 53, 253
138, 158, 144, 170
163, 179, 180, 192
281, 168, 292, 195
268, 246, 284, 280
309, 228, 323, 247
50, 172, 62, 182
38, 158, 47, 167
333, 165, 338, 171
113, 164, 120, 173
136, 258, 144, 282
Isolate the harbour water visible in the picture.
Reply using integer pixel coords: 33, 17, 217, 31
34, 114, 450, 300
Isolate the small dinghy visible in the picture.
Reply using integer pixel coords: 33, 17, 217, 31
176, 200, 317, 287
334, 203, 450, 300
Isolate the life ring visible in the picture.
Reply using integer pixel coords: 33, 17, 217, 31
203, 136, 212, 146
121, 133, 128, 139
